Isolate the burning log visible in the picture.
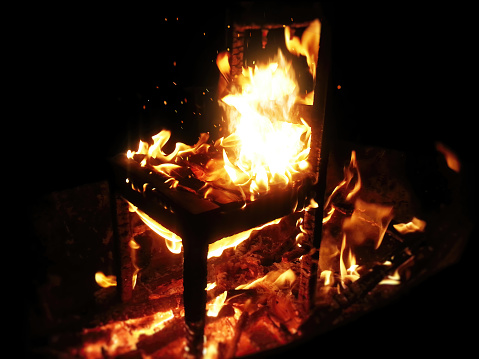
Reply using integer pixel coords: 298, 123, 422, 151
301, 227, 426, 335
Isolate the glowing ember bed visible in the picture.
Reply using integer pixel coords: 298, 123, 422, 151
109, 149, 312, 356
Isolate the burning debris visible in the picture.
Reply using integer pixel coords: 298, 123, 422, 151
127, 52, 313, 206
42, 142, 467, 359
27, 8, 473, 359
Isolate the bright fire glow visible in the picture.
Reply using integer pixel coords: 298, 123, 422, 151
80, 310, 174, 357
95, 271, 117, 288
219, 51, 311, 199
436, 141, 461, 173
128, 200, 283, 258
128, 202, 183, 254
127, 22, 318, 202
393, 217, 426, 234
236, 268, 296, 290
320, 151, 397, 288
206, 291, 228, 317
207, 217, 282, 258
285, 19, 321, 83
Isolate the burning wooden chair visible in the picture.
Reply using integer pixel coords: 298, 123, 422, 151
109, 8, 331, 358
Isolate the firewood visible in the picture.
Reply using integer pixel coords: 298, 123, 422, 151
225, 299, 251, 358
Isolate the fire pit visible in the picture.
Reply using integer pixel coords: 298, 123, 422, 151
25, 4, 474, 359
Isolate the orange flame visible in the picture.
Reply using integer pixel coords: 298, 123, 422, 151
435, 142, 461, 173
127, 22, 319, 201
128, 200, 281, 257
207, 217, 282, 258
219, 51, 311, 199
206, 291, 228, 317
95, 271, 117, 288
393, 217, 426, 234
128, 202, 183, 254
321, 151, 396, 288
235, 268, 296, 290
129, 239, 141, 289
285, 19, 320, 81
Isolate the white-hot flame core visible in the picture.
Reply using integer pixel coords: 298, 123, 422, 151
126, 21, 320, 201
219, 51, 311, 196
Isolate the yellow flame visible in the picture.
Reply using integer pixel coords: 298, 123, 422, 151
436, 142, 461, 173
379, 268, 401, 285
127, 24, 317, 200
128, 202, 183, 254
219, 51, 311, 198
319, 270, 333, 286
207, 217, 282, 259
339, 234, 360, 285
216, 51, 231, 82
128, 200, 281, 257
206, 291, 228, 317
95, 271, 117, 288
235, 268, 296, 290
285, 19, 321, 82
273, 269, 296, 289
393, 217, 426, 234
127, 130, 210, 168
205, 282, 217, 291
129, 239, 141, 289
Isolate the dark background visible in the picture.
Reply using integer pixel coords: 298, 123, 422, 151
19, 2, 475, 356
20, 3, 474, 195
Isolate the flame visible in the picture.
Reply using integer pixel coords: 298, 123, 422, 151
95, 271, 117, 288
319, 270, 333, 286
217, 51, 231, 82
393, 217, 426, 234
379, 268, 401, 285
127, 23, 318, 201
206, 290, 228, 317
273, 269, 297, 289
129, 239, 141, 289
207, 217, 282, 258
128, 202, 183, 254
321, 151, 395, 288
219, 51, 311, 199
285, 19, 321, 82
128, 199, 281, 257
235, 268, 296, 290
127, 130, 210, 171
339, 234, 360, 285
436, 142, 461, 173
